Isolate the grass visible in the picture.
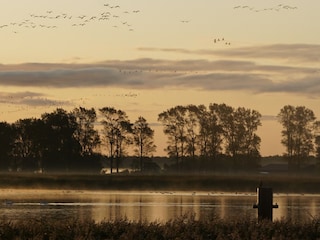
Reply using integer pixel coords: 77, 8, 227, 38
1, 215, 320, 239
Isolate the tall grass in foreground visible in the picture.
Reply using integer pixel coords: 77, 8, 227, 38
1, 215, 320, 240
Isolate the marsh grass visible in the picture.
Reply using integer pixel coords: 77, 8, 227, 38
1, 215, 320, 240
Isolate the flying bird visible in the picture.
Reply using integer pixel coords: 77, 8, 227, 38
1, 1, 142, 35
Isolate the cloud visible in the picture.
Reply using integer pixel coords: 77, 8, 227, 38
264, 77, 320, 94
0, 91, 44, 99
21, 97, 69, 107
216, 44, 320, 63
138, 44, 320, 63
0, 91, 70, 107
0, 67, 122, 88
0, 44, 319, 98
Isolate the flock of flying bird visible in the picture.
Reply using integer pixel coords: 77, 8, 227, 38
213, 37, 231, 46
0, 2, 141, 33
233, 4, 298, 12
0, 2, 299, 48
0, 2, 305, 116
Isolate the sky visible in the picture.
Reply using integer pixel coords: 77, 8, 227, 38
0, 0, 319, 157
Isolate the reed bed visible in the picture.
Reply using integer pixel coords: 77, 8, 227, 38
1, 215, 320, 240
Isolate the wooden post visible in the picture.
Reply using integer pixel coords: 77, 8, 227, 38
253, 187, 278, 221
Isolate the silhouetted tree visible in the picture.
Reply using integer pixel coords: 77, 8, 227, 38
237, 108, 261, 154
0, 122, 15, 171
159, 103, 262, 171
158, 106, 188, 169
184, 105, 200, 160
132, 116, 156, 171
216, 104, 261, 168
11, 118, 47, 171
100, 107, 132, 173
73, 107, 100, 156
278, 105, 317, 171
41, 108, 80, 171
315, 121, 320, 164
200, 104, 224, 160
214, 104, 238, 162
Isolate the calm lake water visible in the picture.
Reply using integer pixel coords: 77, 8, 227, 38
1, 189, 320, 222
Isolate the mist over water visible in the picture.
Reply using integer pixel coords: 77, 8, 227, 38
1, 189, 319, 223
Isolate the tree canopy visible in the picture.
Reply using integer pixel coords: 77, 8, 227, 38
278, 105, 318, 171
0, 103, 318, 174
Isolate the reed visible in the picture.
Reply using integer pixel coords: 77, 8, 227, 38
1, 215, 320, 240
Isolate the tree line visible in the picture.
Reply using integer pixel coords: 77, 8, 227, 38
0, 104, 319, 173
0, 107, 156, 173
158, 104, 262, 171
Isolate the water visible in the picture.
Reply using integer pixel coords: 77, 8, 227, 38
0, 189, 320, 223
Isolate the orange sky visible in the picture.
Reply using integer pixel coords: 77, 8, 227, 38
0, 1, 319, 156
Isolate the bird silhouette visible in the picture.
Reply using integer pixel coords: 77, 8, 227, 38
0, 2, 142, 35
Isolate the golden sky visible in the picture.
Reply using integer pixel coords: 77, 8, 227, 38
0, 0, 319, 156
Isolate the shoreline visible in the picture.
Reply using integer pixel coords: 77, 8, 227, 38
1, 188, 320, 197
0, 172, 320, 193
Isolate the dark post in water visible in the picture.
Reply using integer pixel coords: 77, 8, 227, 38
253, 187, 278, 221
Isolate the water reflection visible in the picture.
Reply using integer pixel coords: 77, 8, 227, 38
1, 190, 320, 223
273, 194, 320, 221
